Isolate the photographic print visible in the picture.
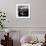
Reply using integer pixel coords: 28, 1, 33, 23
16, 4, 30, 18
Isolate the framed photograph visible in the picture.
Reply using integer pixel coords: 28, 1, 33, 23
16, 4, 30, 18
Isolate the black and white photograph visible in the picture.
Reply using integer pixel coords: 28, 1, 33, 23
16, 4, 30, 18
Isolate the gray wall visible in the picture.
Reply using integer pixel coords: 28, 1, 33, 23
0, 0, 46, 46
0, 0, 46, 27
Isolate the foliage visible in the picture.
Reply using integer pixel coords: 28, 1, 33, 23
0, 10, 6, 28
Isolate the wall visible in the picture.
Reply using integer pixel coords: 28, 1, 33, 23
0, 0, 46, 46
0, 0, 46, 27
